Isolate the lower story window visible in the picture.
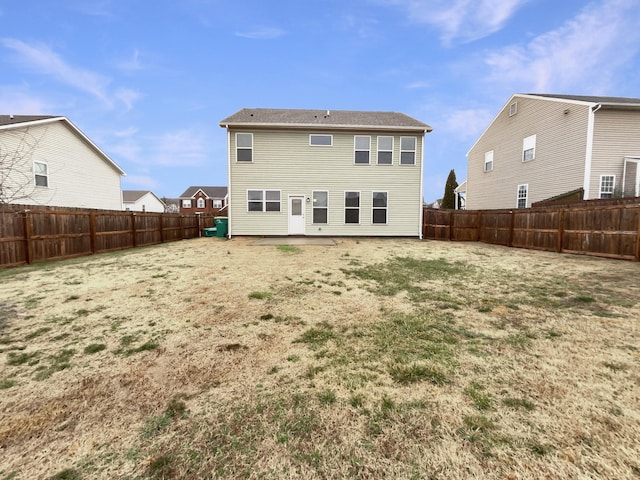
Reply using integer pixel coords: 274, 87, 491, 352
599, 175, 615, 198
248, 190, 281, 212
372, 192, 387, 224
313, 191, 328, 224
34, 161, 48, 187
345, 191, 360, 224
517, 184, 528, 208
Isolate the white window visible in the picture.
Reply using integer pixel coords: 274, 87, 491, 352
372, 192, 387, 224
377, 136, 393, 165
509, 102, 518, 116
517, 184, 528, 208
344, 191, 360, 224
196, 198, 205, 208
310, 134, 332, 146
34, 161, 48, 187
484, 151, 494, 172
354, 136, 370, 164
236, 133, 253, 162
247, 190, 280, 212
522, 135, 536, 162
400, 137, 416, 165
599, 175, 615, 198
212, 199, 222, 208
312, 191, 328, 224
182, 199, 192, 208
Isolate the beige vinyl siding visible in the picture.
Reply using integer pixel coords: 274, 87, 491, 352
467, 97, 590, 209
229, 129, 423, 236
3, 122, 123, 209
589, 109, 640, 198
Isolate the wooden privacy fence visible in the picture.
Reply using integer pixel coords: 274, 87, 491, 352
0, 206, 221, 268
423, 203, 640, 261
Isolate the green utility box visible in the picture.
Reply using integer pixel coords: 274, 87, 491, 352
214, 217, 228, 237
203, 227, 217, 237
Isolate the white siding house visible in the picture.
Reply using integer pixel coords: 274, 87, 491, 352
219, 109, 432, 237
0, 115, 125, 209
466, 94, 640, 210
122, 190, 166, 213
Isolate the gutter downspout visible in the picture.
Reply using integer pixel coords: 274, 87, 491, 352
583, 103, 601, 199
225, 126, 232, 238
419, 131, 426, 239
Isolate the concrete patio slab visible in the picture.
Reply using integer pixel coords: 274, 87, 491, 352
250, 237, 336, 246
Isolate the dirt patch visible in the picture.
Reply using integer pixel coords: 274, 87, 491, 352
0, 237, 638, 479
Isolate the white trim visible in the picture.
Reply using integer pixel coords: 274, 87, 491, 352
372, 191, 388, 225
312, 190, 329, 225
509, 102, 518, 116
583, 105, 598, 198
309, 134, 333, 146
288, 195, 306, 235
247, 188, 281, 212
598, 174, 615, 198
516, 183, 528, 208
33, 160, 49, 188
400, 136, 416, 165
344, 190, 361, 225
376, 136, 394, 165
236, 132, 253, 162
226, 129, 232, 237
182, 199, 192, 208
484, 150, 494, 172
419, 135, 424, 238
196, 197, 205, 209
522, 134, 536, 162
354, 135, 371, 164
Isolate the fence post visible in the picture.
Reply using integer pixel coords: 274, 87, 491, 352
89, 212, 96, 254
508, 210, 515, 247
180, 215, 185, 240
448, 210, 454, 241
557, 209, 565, 254
131, 212, 137, 248
22, 210, 33, 265
159, 213, 164, 244
197, 213, 201, 238
635, 206, 640, 261
476, 210, 483, 242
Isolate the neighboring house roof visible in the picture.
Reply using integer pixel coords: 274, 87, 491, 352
527, 94, 640, 108
219, 108, 433, 132
179, 186, 228, 199
122, 190, 165, 205
0, 115, 126, 176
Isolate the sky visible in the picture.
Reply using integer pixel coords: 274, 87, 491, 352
1, 0, 639, 203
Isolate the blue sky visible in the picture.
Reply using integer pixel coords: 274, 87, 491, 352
1, 0, 639, 202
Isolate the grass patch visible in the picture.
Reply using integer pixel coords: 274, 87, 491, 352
502, 397, 535, 411
83, 343, 107, 354
276, 245, 301, 254
7, 351, 39, 366
294, 322, 335, 350
464, 383, 493, 411
248, 291, 272, 300
388, 363, 448, 385
0, 378, 18, 389
34, 349, 75, 380
317, 389, 337, 405
48, 469, 82, 480
24, 327, 52, 340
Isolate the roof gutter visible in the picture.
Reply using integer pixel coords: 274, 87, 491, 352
218, 122, 432, 133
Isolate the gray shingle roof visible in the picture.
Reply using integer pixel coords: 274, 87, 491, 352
528, 94, 640, 105
122, 190, 151, 202
220, 108, 432, 132
0, 115, 57, 126
179, 186, 228, 199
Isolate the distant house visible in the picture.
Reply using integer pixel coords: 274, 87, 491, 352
219, 108, 432, 237
122, 190, 166, 213
0, 115, 125, 209
466, 94, 640, 209
178, 186, 228, 214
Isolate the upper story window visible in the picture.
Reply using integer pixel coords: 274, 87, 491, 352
182, 199, 192, 208
312, 191, 328, 224
34, 161, 48, 187
522, 134, 536, 162
212, 199, 222, 208
377, 136, 393, 165
196, 198, 205, 208
599, 175, 615, 198
517, 184, 528, 208
248, 189, 281, 212
310, 134, 332, 146
400, 137, 416, 165
236, 133, 253, 162
484, 151, 494, 172
354, 136, 371, 164
509, 102, 518, 116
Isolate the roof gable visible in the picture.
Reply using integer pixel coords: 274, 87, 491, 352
122, 190, 165, 205
0, 115, 126, 176
179, 186, 228, 199
220, 108, 432, 132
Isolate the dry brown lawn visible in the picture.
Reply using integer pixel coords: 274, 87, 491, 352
0, 237, 639, 479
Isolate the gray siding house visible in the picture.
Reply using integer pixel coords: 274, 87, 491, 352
466, 94, 640, 210
219, 108, 432, 237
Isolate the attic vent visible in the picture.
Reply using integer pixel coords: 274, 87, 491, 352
509, 102, 518, 116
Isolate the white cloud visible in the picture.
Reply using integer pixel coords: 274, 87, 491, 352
386, 0, 531, 44
149, 129, 210, 167
0, 86, 54, 114
1, 38, 140, 110
117, 49, 144, 73
122, 175, 161, 190
406, 80, 431, 89
440, 108, 495, 141
484, 0, 640, 93
234, 27, 285, 39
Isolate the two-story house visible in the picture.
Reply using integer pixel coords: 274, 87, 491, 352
466, 94, 640, 210
178, 186, 228, 214
122, 190, 166, 213
219, 108, 432, 237
1, 115, 125, 210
